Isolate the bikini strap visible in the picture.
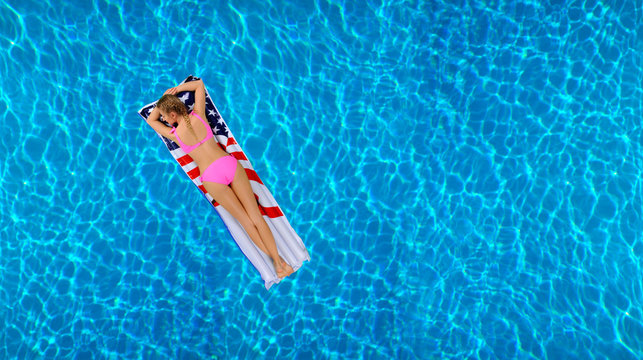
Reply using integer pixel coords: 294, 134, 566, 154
170, 126, 189, 149
191, 111, 210, 128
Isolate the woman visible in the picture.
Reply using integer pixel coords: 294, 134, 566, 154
145, 79, 294, 278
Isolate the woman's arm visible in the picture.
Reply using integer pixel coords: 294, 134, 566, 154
167, 79, 206, 119
145, 106, 176, 141
173, 79, 203, 93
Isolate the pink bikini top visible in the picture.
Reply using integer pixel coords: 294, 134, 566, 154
170, 111, 214, 153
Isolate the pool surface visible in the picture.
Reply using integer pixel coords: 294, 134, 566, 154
1, 0, 642, 359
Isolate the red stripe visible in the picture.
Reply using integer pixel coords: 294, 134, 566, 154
245, 168, 263, 185
227, 137, 238, 147
260, 205, 284, 218
187, 167, 200, 179
255, 193, 283, 218
231, 151, 248, 161
177, 154, 193, 166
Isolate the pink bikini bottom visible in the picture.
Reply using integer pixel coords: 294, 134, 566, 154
201, 155, 238, 185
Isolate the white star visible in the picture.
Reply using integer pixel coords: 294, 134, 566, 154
208, 109, 216, 117
179, 93, 190, 102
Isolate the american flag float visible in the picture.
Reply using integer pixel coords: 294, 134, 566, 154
138, 75, 310, 290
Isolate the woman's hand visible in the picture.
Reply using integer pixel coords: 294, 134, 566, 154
164, 87, 178, 95
168, 79, 203, 95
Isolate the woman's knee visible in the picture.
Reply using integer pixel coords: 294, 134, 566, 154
238, 215, 258, 232
249, 212, 265, 228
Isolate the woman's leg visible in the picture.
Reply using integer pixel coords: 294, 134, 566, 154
203, 179, 292, 277
228, 161, 294, 276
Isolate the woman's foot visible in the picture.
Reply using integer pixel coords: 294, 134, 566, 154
280, 256, 294, 276
274, 256, 295, 278
275, 263, 289, 278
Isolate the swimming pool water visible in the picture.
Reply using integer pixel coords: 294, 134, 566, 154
0, 0, 642, 359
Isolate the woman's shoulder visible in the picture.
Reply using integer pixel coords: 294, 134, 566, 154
190, 110, 208, 122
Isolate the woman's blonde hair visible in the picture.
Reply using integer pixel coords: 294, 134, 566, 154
157, 94, 196, 137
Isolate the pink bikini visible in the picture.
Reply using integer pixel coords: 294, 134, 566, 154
170, 111, 238, 185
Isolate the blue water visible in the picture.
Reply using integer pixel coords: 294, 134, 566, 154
1, 0, 642, 359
